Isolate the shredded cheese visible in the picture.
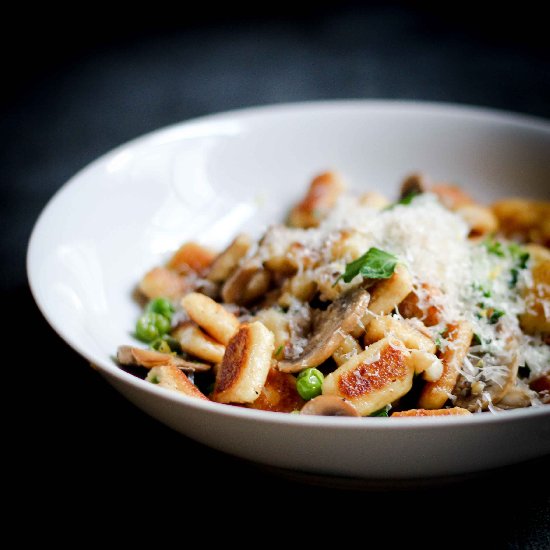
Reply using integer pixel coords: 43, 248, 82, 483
251, 192, 550, 401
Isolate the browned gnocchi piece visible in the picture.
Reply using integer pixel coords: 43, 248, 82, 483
418, 321, 473, 409
288, 171, 345, 228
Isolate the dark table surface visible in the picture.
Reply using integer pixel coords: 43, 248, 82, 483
4, 3, 549, 543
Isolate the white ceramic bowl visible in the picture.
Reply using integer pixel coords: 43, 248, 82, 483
28, 101, 550, 480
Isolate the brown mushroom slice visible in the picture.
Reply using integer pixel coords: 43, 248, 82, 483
496, 382, 538, 409
300, 395, 360, 417
278, 288, 371, 373
454, 351, 519, 412
400, 172, 427, 199
117, 345, 211, 372
418, 321, 473, 409
221, 261, 271, 306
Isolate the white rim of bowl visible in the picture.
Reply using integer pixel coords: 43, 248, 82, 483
27, 99, 550, 428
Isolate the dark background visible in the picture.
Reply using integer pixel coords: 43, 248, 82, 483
5, 2, 549, 543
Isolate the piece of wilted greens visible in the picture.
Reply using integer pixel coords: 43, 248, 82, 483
336, 247, 398, 284
483, 237, 505, 257
370, 405, 391, 417
384, 191, 420, 211
508, 243, 530, 288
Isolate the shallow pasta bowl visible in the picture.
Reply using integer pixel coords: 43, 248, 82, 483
27, 101, 550, 480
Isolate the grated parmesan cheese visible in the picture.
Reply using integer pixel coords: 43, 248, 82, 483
251, 191, 550, 402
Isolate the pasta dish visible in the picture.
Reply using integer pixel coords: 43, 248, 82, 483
117, 171, 550, 417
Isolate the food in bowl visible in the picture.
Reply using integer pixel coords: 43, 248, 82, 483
116, 170, 550, 417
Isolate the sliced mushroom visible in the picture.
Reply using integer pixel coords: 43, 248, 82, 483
221, 261, 271, 306
400, 172, 427, 199
496, 382, 538, 409
278, 288, 370, 373
117, 345, 211, 372
454, 353, 519, 412
300, 395, 360, 417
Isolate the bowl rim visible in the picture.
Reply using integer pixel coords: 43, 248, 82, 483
27, 99, 550, 428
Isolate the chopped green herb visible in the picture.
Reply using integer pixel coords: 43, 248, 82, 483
398, 191, 420, 205
508, 243, 530, 268
336, 247, 398, 284
472, 333, 483, 346
484, 237, 505, 257
370, 405, 391, 417
509, 268, 519, 288
274, 345, 284, 357
384, 191, 420, 211
473, 283, 492, 298
489, 309, 505, 324
149, 375, 160, 384
508, 243, 530, 288
519, 253, 530, 269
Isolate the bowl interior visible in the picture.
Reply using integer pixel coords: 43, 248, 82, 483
28, 101, 550, 385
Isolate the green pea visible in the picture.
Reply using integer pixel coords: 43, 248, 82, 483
146, 297, 175, 321
150, 339, 172, 353
296, 368, 324, 400
150, 335, 181, 353
136, 312, 171, 342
